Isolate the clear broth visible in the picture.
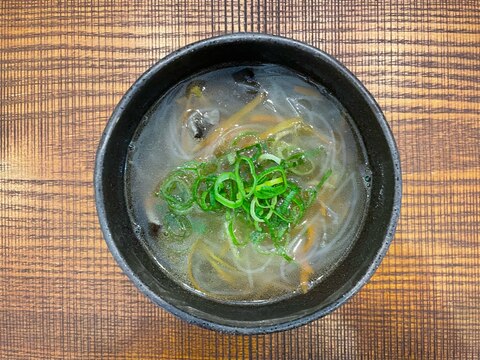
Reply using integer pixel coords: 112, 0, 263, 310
126, 64, 371, 303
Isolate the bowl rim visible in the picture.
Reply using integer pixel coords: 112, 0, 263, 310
94, 32, 402, 335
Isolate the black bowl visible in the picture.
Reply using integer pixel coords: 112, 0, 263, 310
95, 33, 401, 334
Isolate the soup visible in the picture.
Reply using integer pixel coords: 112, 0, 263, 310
126, 64, 371, 302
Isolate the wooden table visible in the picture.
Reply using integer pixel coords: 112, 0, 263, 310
1, 1, 479, 359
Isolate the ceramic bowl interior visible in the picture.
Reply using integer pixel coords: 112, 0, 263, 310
95, 33, 401, 334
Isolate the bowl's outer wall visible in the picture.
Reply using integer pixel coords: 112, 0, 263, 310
95, 33, 401, 334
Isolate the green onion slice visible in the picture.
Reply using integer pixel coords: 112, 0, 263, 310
163, 212, 192, 239
235, 156, 257, 199
284, 152, 314, 175
317, 169, 332, 191
193, 175, 218, 211
236, 143, 263, 161
254, 166, 287, 199
214, 172, 243, 209
158, 170, 194, 212
226, 210, 250, 247
257, 153, 282, 165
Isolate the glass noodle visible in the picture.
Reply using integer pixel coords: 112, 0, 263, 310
126, 65, 371, 303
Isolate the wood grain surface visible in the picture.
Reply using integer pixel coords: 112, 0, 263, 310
1, 0, 479, 359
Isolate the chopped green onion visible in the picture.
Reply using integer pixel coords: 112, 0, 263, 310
214, 172, 243, 209
163, 212, 192, 239
285, 152, 314, 175
276, 246, 293, 262
266, 214, 289, 242
257, 153, 282, 165
154, 136, 334, 262
255, 195, 277, 209
250, 198, 274, 222
193, 175, 218, 211
158, 170, 194, 212
255, 166, 287, 199
231, 132, 259, 148
250, 230, 267, 245
236, 143, 263, 161
302, 187, 318, 207
235, 156, 257, 199
317, 169, 332, 191
226, 211, 250, 247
